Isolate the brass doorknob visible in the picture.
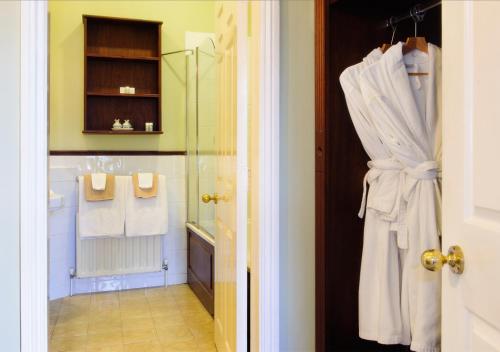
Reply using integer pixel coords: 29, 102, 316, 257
421, 245, 464, 274
201, 193, 221, 204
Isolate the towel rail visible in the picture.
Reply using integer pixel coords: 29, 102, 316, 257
75, 174, 165, 280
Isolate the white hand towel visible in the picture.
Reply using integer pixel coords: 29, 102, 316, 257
125, 175, 168, 237
91, 173, 107, 191
137, 172, 154, 189
78, 175, 126, 238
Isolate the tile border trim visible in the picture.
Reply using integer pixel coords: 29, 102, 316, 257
50, 150, 187, 156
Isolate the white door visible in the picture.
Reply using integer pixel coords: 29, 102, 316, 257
440, 1, 500, 350
214, 1, 248, 351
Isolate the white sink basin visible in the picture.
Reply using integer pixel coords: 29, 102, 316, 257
49, 190, 64, 210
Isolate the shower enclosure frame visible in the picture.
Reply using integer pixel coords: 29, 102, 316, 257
184, 37, 217, 236
18, 1, 281, 352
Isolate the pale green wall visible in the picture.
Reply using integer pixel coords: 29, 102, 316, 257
0, 1, 21, 350
280, 0, 315, 351
49, 0, 214, 151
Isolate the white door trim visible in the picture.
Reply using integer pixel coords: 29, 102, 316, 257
19, 1, 48, 351
20, 1, 280, 351
236, 1, 249, 351
257, 1, 280, 351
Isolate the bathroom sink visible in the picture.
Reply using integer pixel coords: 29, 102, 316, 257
49, 190, 64, 210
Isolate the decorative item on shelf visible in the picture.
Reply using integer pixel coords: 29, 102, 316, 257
145, 122, 154, 132
112, 119, 123, 130
119, 86, 136, 95
122, 119, 133, 131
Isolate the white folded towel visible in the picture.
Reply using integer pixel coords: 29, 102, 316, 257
78, 175, 126, 238
91, 173, 107, 191
125, 174, 168, 237
137, 172, 154, 189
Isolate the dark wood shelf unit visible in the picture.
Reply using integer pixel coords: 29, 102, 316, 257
83, 15, 163, 134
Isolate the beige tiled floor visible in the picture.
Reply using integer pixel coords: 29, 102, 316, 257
49, 284, 216, 352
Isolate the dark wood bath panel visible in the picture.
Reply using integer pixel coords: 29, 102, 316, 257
187, 226, 214, 315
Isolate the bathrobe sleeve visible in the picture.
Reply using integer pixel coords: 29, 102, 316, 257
339, 50, 388, 160
339, 49, 407, 345
339, 50, 403, 218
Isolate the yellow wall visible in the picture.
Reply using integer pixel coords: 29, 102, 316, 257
49, 0, 214, 151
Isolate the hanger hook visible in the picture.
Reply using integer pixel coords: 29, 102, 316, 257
388, 17, 398, 45
410, 4, 425, 37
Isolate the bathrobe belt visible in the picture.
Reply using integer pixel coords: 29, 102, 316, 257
360, 159, 440, 249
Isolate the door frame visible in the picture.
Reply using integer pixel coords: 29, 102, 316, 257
19, 1, 280, 351
20, 1, 48, 351
253, 1, 280, 351
314, 0, 327, 349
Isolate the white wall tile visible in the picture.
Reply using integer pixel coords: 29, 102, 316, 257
167, 178, 186, 202
50, 167, 78, 182
166, 157, 178, 178
72, 278, 93, 295
50, 181, 77, 209
175, 156, 187, 178
168, 201, 187, 230
172, 250, 187, 275
49, 257, 71, 300
48, 207, 76, 236
95, 276, 123, 292
174, 230, 187, 251
49, 234, 71, 263
163, 233, 175, 255
168, 273, 187, 285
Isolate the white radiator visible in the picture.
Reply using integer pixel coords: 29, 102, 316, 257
76, 234, 162, 278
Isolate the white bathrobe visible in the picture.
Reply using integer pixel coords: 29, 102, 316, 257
359, 42, 442, 352
340, 49, 408, 345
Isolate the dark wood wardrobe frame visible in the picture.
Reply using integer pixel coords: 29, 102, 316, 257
315, 2, 328, 350
315, 0, 441, 350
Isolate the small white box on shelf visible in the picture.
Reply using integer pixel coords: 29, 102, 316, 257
119, 86, 136, 94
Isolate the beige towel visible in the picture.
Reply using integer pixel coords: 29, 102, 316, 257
132, 173, 158, 198
84, 174, 115, 201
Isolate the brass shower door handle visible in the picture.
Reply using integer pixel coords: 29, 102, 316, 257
421, 245, 465, 274
202, 193, 221, 204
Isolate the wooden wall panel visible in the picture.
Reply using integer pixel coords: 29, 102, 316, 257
187, 228, 214, 315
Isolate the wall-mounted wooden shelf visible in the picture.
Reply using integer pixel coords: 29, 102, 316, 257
87, 53, 160, 61
83, 15, 163, 134
82, 130, 163, 135
87, 92, 160, 98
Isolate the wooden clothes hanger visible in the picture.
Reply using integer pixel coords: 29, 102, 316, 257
402, 7, 429, 76
380, 43, 392, 53
402, 36, 428, 55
